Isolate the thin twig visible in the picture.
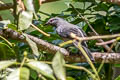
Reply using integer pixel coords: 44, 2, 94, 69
77, 42, 100, 80
70, 33, 120, 41
96, 39, 116, 46
20, 51, 27, 68
59, 40, 74, 47
0, 35, 12, 47
31, 24, 50, 37
97, 40, 117, 73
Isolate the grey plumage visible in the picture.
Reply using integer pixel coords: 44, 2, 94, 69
45, 17, 95, 62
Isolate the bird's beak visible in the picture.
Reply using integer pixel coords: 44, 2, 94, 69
44, 22, 49, 26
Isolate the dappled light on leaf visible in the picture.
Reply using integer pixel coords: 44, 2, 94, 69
26, 60, 55, 80
0, 60, 16, 71
52, 51, 66, 80
7, 67, 30, 80
23, 34, 39, 57
18, 11, 33, 30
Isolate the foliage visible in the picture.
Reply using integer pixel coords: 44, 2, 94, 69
0, 0, 120, 80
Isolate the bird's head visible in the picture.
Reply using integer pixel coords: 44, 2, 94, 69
45, 17, 64, 27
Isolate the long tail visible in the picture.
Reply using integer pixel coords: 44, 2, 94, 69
73, 41, 95, 62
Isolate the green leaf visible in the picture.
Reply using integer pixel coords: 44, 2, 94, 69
26, 60, 55, 80
93, 3, 109, 11
7, 67, 30, 80
33, 0, 40, 13
23, 34, 39, 57
23, 0, 40, 13
114, 64, 120, 67
0, 10, 14, 22
0, 60, 16, 71
70, 18, 83, 24
18, 11, 33, 30
7, 24, 17, 31
66, 77, 75, 80
30, 69, 38, 80
23, 0, 35, 12
0, 42, 16, 60
115, 75, 120, 80
20, 67, 30, 80
39, 0, 68, 20
52, 51, 66, 80
0, 0, 13, 3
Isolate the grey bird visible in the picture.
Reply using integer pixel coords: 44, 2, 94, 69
45, 17, 95, 62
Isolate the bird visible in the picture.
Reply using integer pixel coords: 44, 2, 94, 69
45, 17, 95, 62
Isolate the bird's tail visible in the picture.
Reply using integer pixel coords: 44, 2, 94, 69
73, 41, 95, 62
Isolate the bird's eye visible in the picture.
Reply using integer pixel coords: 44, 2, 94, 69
50, 19, 57, 22
50, 19, 54, 22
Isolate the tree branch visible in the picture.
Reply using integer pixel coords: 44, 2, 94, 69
27, 34, 69, 56
0, 28, 120, 63
0, 28, 69, 55
66, 52, 120, 64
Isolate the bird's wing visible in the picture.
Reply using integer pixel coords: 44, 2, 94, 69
65, 27, 88, 47
56, 25, 88, 46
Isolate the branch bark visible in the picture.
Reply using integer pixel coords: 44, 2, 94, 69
66, 52, 120, 63
1, 28, 120, 63
0, 28, 69, 56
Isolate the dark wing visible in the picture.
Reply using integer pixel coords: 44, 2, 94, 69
67, 27, 87, 38
66, 27, 88, 47
56, 25, 86, 38
56, 25, 88, 47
